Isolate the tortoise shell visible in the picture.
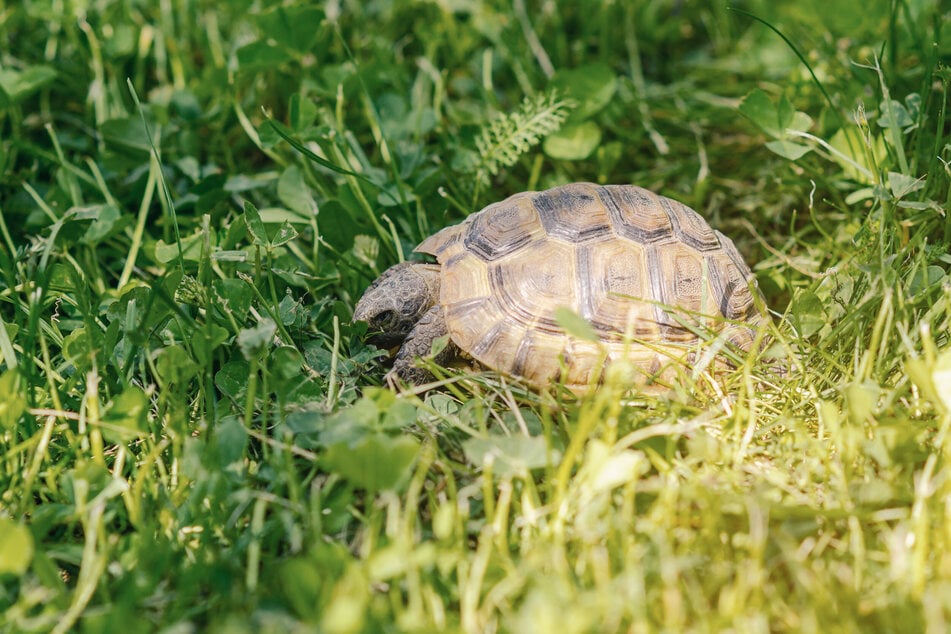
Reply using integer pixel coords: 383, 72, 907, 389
417, 182, 764, 391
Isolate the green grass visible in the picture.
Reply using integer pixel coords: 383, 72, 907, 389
1, 0, 950, 631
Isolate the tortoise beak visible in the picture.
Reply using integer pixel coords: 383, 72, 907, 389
364, 331, 404, 350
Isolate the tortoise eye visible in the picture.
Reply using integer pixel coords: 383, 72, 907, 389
375, 309, 396, 326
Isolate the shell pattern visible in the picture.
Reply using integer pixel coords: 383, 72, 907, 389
417, 182, 764, 390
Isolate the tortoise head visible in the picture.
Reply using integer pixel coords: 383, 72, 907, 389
353, 262, 441, 348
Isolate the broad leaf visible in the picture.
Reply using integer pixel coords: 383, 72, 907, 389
100, 386, 149, 444
550, 64, 617, 121
244, 201, 269, 246
765, 139, 812, 160
543, 122, 602, 161
463, 435, 557, 477
0, 519, 33, 575
323, 434, 420, 493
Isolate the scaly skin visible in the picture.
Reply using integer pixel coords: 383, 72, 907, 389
390, 304, 459, 385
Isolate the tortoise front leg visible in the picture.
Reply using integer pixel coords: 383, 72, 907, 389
389, 305, 457, 385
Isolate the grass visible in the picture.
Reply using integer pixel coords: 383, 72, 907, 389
1, 0, 950, 631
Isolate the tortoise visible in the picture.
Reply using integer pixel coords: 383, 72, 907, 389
353, 182, 764, 392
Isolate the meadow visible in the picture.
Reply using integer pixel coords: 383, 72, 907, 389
1, 0, 950, 631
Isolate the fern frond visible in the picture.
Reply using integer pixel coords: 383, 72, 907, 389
470, 91, 575, 186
